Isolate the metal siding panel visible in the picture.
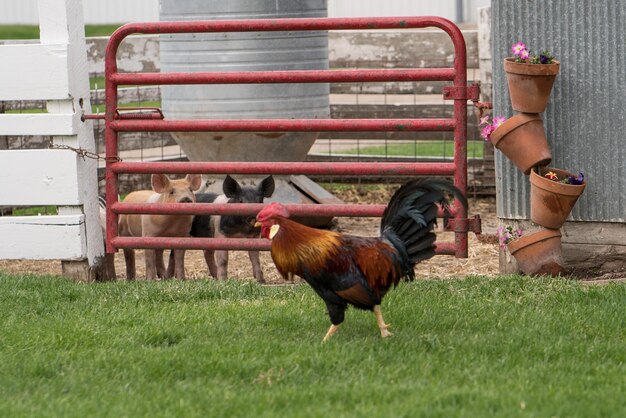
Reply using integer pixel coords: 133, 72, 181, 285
493, 0, 625, 222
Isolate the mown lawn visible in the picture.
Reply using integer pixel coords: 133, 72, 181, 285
0, 24, 121, 40
0, 274, 624, 417
342, 141, 485, 158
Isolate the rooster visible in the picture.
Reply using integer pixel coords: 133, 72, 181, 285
255, 179, 467, 342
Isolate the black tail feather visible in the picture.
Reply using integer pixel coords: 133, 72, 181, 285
381, 178, 467, 268
406, 233, 436, 257
396, 204, 438, 239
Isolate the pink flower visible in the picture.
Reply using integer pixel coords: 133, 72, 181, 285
480, 124, 494, 141
519, 49, 530, 60
478, 114, 506, 141
493, 116, 506, 128
512, 42, 527, 56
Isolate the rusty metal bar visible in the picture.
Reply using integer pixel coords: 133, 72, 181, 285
111, 161, 457, 176
110, 118, 456, 133
111, 236, 457, 255
106, 16, 470, 43
111, 202, 456, 219
111, 68, 456, 85
103, 15, 475, 257
81, 113, 105, 121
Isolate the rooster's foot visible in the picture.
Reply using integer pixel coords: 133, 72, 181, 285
374, 305, 393, 338
322, 324, 340, 343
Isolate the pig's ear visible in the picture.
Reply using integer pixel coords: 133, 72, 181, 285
151, 174, 169, 193
223, 175, 241, 198
187, 174, 202, 191
260, 175, 275, 198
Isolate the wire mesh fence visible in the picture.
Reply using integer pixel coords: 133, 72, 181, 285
1, 27, 495, 218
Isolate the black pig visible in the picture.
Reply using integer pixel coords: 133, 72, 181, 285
168, 175, 275, 282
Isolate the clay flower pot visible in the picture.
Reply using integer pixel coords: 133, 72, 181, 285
504, 58, 560, 113
530, 167, 587, 229
507, 228, 564, 276
490, 113, 552, 175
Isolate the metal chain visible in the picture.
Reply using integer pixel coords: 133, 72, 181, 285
48, 143, 121, 163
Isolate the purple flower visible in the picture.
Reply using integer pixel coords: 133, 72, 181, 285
497, 225, 523, 249
511, 42, 556, 64
567, 172, 585, 185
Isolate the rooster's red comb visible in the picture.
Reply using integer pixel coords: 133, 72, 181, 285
257, 202, 290, 220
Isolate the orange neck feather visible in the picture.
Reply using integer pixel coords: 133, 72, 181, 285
271, 218, 342, 275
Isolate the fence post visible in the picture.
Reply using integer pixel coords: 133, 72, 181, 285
38, 0, 107, 281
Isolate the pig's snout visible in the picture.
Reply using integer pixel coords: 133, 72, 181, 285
178, 196, 194, 204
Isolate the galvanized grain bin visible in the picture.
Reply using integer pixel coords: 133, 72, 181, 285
159, 0, 335, 226
159, 0, 330, 163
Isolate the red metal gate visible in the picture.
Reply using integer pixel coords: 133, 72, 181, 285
94, 16, 482, 258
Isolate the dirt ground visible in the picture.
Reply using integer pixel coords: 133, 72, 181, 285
0, 184, 502, 282
1, 185, 622, 283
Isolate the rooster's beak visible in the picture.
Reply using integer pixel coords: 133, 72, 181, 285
254, 221, 262, 228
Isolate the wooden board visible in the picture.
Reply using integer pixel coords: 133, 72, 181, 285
290, 175, 344, 204
0, 43, 70, 100
0, 214, 86, 260
0, 113, 77, 136
0, 149, 81, 205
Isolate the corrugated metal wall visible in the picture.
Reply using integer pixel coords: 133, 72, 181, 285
1, 0, 490, 24
493, 0, 625, 222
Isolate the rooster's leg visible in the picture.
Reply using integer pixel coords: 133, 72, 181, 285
374, 305, 393, 338
322, 324, 340, 343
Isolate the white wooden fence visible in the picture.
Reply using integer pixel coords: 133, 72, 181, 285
0, 0, 104, 280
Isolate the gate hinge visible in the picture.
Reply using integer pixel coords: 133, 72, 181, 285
444, 215, 482, 234
442, 84, 480, 101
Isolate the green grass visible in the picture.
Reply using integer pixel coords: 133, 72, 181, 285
0, 24, 121, 40
341, 141, 485, 158
0, 274, 624, 417
90, 75, 105, 90
11, 206, 57, 216
4, 107, 47, 114
90, 75, 159, 90
321, 183, 387, 192
92, 100, 161, 114
6, 101, 160, 115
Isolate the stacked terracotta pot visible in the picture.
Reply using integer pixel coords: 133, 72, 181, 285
494, 57, 586, 276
